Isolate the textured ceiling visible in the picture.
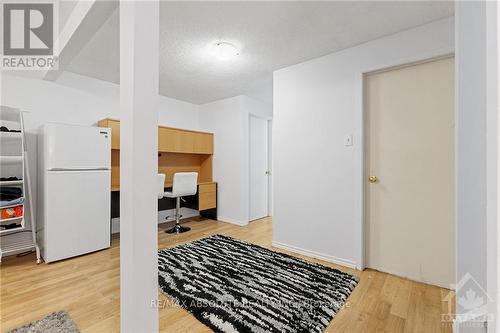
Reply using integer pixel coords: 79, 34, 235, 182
67, 1, 454, 105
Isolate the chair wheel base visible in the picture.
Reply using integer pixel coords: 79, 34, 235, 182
165, 224, 191, 234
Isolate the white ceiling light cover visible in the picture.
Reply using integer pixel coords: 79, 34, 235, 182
212, 42, 239, 60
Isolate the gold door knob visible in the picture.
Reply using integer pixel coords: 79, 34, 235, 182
368, 176, 378, 183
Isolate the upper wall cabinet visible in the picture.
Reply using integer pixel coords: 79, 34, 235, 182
158, 127, 213, 154
97, 118, 213, 154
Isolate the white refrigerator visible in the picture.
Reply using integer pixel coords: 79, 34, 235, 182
38, 123, 111, 263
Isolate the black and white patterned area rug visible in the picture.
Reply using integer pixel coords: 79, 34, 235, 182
158, 234, 358, 333
7, 311, 80, 333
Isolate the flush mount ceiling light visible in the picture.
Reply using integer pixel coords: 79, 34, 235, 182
211, 42, 239, 61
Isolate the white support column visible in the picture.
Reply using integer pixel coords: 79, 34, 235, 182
456, 1, 490, 331
120, 1, 159, 332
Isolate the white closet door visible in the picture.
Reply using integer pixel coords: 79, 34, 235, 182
249, 116, 269, 221
365, 57, 455, 287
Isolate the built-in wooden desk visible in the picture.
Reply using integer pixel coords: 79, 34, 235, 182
97, 118, 217, 220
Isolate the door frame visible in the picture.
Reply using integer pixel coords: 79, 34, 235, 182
267, 119, 273, 217
248, 113, 272, 220
359, 54, 456, 273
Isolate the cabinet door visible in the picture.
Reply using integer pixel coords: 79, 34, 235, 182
178, 130, 195, 152
199, 191, 216, 211
194, 133, 213, 154
110, 121, 120, 149
199, 183, 216, 193
198, 183, 216, 210
158, 127, 173, 152
159, 128, 194, 152
159, 128, 211, 153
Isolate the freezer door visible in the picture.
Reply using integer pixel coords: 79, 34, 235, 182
44, 123, 111, 170
44, 170, 111, 262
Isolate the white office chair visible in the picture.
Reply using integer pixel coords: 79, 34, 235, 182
158, 174, 166, 199
158, 172, 198, 234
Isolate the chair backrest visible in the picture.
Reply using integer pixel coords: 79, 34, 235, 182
172, 172, 198, 197
157, 174, 166, 199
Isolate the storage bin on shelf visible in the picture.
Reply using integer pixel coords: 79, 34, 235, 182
1, 204, 23, 219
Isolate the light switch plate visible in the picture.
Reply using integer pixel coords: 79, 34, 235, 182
344, 135, 353, 146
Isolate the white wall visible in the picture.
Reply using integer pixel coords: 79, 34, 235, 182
243, 95, 273, 120
245, 76, 273, 112
157, 95, 199, 129
198, 96, 250, 225
272, 17, 454, 269
197, 94, 273, 225
0, 72, 199, 219
2, 71, 199, 131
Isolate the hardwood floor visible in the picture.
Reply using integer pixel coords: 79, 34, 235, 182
1, 217, 454, 332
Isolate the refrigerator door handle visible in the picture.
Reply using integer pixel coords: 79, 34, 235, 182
48, 168, 111, 171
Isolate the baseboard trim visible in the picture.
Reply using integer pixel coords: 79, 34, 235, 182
271, 241, 358, 270
217, 216, 248, 226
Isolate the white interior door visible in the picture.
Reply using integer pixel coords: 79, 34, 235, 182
365, 57, 455, 288
249, 116, 269, 221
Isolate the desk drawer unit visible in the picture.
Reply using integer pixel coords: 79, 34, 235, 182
198, 184, 216, 211
199, 183, 216, 193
